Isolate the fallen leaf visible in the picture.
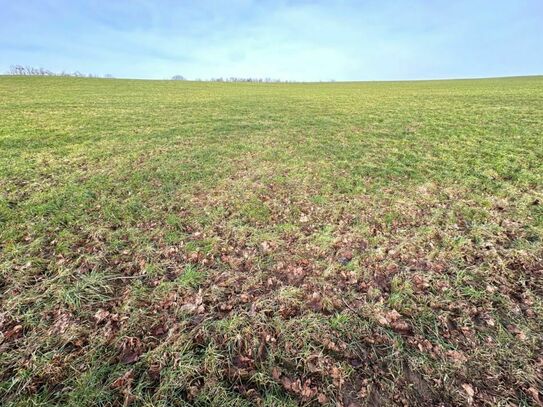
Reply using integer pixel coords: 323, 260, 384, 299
272, 366, 281, 381
385, 310, 401, 322
462, 383, 475, 401
180, 291, 205, 314
527, 387, 542, 405
112, 369, 134, 389
317, 393, 328, 404
119, 337, 143, 364
52, 311, 72, 334
4, 325, 23, 340
94, 309, 110, 323
446, 350, 467, 365
281, 376, 293, 390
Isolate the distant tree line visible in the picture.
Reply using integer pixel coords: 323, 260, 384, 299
173, 75, 296, 83
7, 66, 299, 82
7, 65, 114, 78
209, 77, 294, 83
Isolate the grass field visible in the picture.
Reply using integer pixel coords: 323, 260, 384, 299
1, 76, 542, 406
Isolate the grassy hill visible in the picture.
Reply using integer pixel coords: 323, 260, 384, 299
1, 76, 542, 406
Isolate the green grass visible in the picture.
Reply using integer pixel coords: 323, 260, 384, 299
1, 75, 542, 406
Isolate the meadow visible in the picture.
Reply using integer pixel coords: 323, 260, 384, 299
0, 76, 542, 406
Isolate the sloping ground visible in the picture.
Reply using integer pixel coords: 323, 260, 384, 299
0, 76, 542, 406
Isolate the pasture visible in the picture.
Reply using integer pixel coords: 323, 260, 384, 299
1, 76, 542, 406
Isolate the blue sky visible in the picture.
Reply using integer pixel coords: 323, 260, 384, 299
1, 0, 542, 81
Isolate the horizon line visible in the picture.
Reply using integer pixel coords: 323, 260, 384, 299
1, 73, 542, 84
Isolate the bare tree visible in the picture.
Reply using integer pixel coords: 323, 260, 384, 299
7, 64, 107, 78
9, 65, 25, 75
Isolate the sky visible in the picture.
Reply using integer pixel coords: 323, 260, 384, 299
1, 0, 542, 81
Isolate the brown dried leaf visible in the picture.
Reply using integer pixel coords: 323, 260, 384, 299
119, 337, 143, 364
50, 308, 74, 334
390, 320, 411, 333
3, 325, 23, 341
232, 355, 253, 369
385, 310, 401, 322
180, 291, 205, 314
527, 387, 542, 405
94, 309, 110, 323
446, 350, 467, 365
462, 383, 475, 401
112, 369, 134, 389
272, 366, 281, 381
317, 393, 328, 404
281, 376, 293, 390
